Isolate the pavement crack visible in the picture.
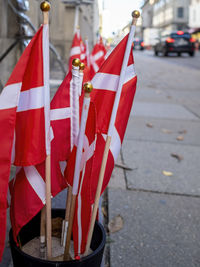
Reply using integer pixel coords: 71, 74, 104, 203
126, 137, 200, 147
102, 189, 111, 267
127, 187, 200, 198
119, 149, 129, 190
183, 104, 200, 120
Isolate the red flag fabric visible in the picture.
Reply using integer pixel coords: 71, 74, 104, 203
0, 25, 48, 261
90, 34, 137, 200
65, 102, 96, 256
68, 29, 82, 70
9, 160, 67, 244
80, 40, 87, 66
50, 70, 73, 161
90, 37, 107, 80
9, 70, 74, 244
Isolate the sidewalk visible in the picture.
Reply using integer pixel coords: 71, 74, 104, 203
107, 52, 200, 266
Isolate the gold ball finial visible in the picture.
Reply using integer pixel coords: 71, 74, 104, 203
79, 62, 85, 71
72, 58, 81, 67
132, 10, 140, 19
83, 82, 93, 93
40, 1, 51, 12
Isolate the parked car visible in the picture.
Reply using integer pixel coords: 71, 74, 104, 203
133, 38, 145, 50
154, 31, 196, 57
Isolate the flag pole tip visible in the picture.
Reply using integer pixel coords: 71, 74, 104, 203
83, 82, 93, 93
132, 10, 140, 19
72, 58, 81, 67
40, 1, 51, 12
79, 62, 85, 71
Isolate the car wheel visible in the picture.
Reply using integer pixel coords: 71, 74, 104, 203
154, 50, 158, 56
189, 52, 194, 57
178, 52, 181, 57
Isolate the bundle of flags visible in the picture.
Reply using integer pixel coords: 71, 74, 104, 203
0, 21, 137, 261
68, 29, 108, 82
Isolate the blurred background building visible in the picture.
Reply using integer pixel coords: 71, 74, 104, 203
189, 0, 200, 42
0, 0, 100, 87
141, 0, 200, 48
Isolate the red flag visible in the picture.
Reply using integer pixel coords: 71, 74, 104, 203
0, 25, 49, 261
90, 34, 137, 200
68, 29, 82, 70
65, 102, 96, 256
80, 40, 87, 66
9, 70, 74, 244
50, 71, 73, 161
90, 37, 107, 80
9, 161, 67, 244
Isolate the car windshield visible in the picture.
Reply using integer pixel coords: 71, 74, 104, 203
171, 33, 190, 39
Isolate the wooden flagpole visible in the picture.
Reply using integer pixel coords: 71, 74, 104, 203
40, 1, 52, 260
40, 206, 46, 257
63, 82, 93, 260
84, 10, 140, 256
61, 58, 81, 247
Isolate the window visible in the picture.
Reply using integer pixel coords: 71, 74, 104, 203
177, 7, 184, 18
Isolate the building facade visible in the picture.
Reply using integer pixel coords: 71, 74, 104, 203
154, 0, 189, 31
0, 0, 99, 86
189, 0, 200, 43
141, 0, 154, 29
189, 0, 200, 28
142, 0, 190, 33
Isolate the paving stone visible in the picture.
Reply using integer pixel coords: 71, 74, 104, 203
108, 188, 200, 267
122, 139, 200, 196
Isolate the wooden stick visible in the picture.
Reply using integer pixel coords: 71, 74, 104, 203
40, 1, 51, 260
65, 187, 73, 223
84, 136, 111, 255
63, 194, 76, 260
63, 83, 93, 260
45, 155, 52, 259
40, 206, 46, 257
61, 186, 72, 247
84, 10, 140, 256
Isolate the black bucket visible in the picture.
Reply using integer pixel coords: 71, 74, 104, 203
9, 209, 106, 267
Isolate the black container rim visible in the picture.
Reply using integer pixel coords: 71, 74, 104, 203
10, 220, 106, 264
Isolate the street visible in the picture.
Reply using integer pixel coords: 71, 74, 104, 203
143, 49, 200, 71
108, 49, 200, 266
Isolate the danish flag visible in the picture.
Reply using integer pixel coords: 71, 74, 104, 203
0, 24, 50, 260
65, 33, 137, 257
68, 29, 87, 70
90, 37, 107, 80
65, 102, 96, 256
90, 33, 137, 201
9, 70, 75, 245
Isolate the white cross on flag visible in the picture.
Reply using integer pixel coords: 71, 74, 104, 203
90, 37, 107, 80
68, 29, 87, 70
0, 24, 50, 260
